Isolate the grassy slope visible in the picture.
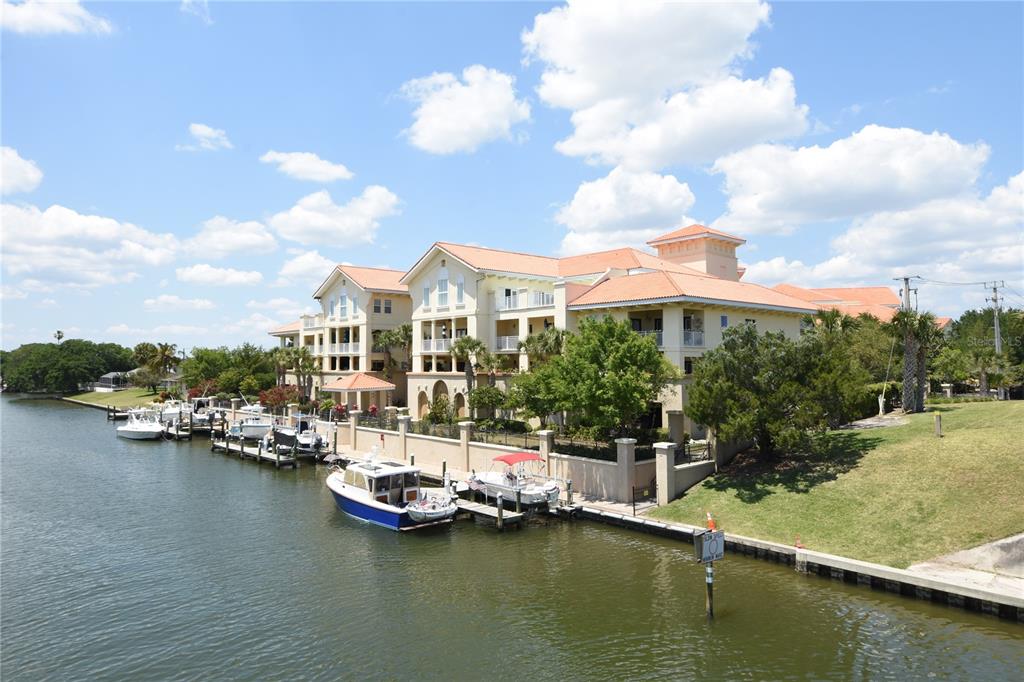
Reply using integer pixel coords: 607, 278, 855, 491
66, 387, 158, 408
650, 402, 1024, 568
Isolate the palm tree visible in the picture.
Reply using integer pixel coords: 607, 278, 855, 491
967, 346, 996, 395
376, 323, 412, 380
475, 349, 503, 388
888, 310, 919, 413
451, 336, 485, 394
269, 347, 293, 386
813, 309, 860, 337
54, 330, 64, 344
518, 327, 566, 366
292, 347, 318, 400
913, 313, 939, 411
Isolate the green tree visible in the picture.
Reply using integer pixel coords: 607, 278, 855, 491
375, 323, 412, 380
803, 310, 870, 427
933, 346, 971, 385
450, 335, 485, 395
888, 310, 919, 413
554, 316, 678, 434
132, 367, 163, 394
132, 342, 158, 369
518, 327, 566, 366
181, 347, 232, 387
849, 314, 899, 382
505, 363, 562, 426
467, 384, 506, 420
426, 393, 455, 424
687, 325, 817, 458
913, 312, 941, 409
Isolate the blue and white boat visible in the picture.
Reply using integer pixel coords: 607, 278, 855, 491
325, 458, 452, 531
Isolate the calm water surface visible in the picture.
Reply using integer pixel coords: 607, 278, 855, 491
1, 397, 1021, 680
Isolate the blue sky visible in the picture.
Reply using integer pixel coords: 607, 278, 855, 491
2, 0, 1022, 351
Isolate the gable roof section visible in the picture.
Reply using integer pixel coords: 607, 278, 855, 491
269, 320, 301, 335
314, 265, 408, 299
557, 247, 708, 278
321, 372, 397, 392
569, 270, 817, 313
647, 223, 746, 246
401, 242, 561, 283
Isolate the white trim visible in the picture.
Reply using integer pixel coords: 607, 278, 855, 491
568, 295, 815, 315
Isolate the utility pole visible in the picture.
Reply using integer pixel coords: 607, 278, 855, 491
897, 276, 914, 311
987, 281, 1005, 400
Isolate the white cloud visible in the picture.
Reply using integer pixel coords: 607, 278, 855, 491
555, 68, 808, 170
1, 147, 43, 194
523, 0, 770, 110
176, 123, 232, 152
259, 150, 353, 182
143, 294, 216, 312
180, 0, 212, 25
39, 298, 57, 307
0, 203, 177, 289
106, 322, 207, 337
0, 285, 27, 300
176, 264, 263, 286
222, 312, 280, 335
400, 65, 531, 154
555, 166, 696, 255
1, 0, 112, 34
246, 297, 303, 312
273, 250, 337, 287
182, 216, 277, 259
268, 187, 400, 245
743, 172, 1024, 316
712, 125, 990, 234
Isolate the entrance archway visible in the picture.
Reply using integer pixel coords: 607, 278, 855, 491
453, 392, 466, 418
417, 391, 429, 418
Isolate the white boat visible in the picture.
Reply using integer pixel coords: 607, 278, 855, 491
157, 399, 188, 424
116, 409, 165, 440
267, 415, 323, 454
230, 416, 274, 440
406, 492, 458, 523
325, 455, 449, 531
467, 452, 560, 506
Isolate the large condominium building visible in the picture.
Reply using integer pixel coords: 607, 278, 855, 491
271, 225, 835, 438
270, 265, 412, 409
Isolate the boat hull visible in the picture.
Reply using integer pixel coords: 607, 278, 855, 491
116, 428, 164, 440
328, 488, 413, 530
470, 475, 559, 506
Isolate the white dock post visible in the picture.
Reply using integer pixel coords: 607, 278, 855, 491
496, 493, 504, 531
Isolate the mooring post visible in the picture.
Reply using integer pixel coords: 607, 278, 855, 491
934, 413, 942, 437
567, 479, 573, 507
706, 562, 714, 619
496, 493, 504, 531
333, 428, 338, 455
258, 437, 263, 464
410, 453, 415, 466
441, 459, 447, 478
515, 489, 522, 514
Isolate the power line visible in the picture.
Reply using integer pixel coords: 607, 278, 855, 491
914, 276, 990, 287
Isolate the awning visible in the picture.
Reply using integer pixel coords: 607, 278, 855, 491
493, 452, 544, 466
321, 372, 396, 393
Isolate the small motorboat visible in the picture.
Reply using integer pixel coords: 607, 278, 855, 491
406, 493, 458, 523
268, 415, 322, 454
325, 453, 450, 531
467, 452, 560, 506
230, 416, 274, 440
116, 409, 165, 440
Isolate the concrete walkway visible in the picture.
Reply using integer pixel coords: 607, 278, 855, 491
843, 412, 909, 430
908, 533, 1024, 597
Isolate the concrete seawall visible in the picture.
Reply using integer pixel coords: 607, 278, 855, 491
575, 506, 1023, 622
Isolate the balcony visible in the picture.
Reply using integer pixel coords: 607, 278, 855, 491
338, 342, 360, 353
495, 291, 555, 311
495, 335, 520, 351
683, 330, 705, 347
637, 330, 663, 347
302, 314, 323, 330
422, 338, 452, 353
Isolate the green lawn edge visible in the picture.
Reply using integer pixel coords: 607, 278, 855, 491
65, 387, 159, 409
650, 401, 1024, 568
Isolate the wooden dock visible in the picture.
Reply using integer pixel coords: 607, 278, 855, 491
210, 438, 296, 468
455, 499, 524, 529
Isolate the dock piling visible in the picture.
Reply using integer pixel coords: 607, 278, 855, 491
496, 493, 504, 531
515, 489, 521, 514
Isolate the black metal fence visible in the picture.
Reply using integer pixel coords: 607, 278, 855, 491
674, 440, 711, 465
357, 413, 399, 432
409, 420, 460, 439
472, 428, 541, 451
631, 480, 657, 515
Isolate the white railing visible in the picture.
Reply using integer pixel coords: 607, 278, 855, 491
637, 330, 663, 347
302, 314, 323, 330
328, 343, 339, 354
434, 338, 451, 352
334, 342, 360, 353
531, 291, 555, 307
495, 336, 519, 351
683, 330, 705, 347
496, 295, 519, 311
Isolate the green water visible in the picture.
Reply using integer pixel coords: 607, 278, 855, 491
1, 397, 1020, 680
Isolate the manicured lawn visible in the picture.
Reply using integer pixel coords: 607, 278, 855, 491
650, 401, 1024, 568
66, 387, 158, 409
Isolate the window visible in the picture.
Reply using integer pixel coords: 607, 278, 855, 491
373, 299, 381, 313
684, 358, 694, 375
720, 315, 728, 328
371, 360, 385, 371
423, 284, 431, 308
384, 299, 392, 314
351, 295, 358, 315
437, 277, 449, 307
339, 294, 347, 318
456, 275, 465, 304
630, 318, 642, 332
328, 298, 334, 317
654, 319, 663, 331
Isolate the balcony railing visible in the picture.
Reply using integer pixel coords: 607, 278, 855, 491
495, 291, 555, 311
682, 330, 705, 347
302, 314, 323, 330
495, 335, 520, 351
422, 338, 452, 353
637, 330, 663, 347
328, 343, 339, 354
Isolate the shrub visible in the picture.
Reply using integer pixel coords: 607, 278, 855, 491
426, 394, 455, 425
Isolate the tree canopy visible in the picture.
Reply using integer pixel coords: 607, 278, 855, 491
1, 340, 133, 393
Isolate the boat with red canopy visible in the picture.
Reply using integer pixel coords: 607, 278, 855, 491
467, 452, 560, 507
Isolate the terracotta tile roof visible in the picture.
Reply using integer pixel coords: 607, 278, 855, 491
337, 265, 408, 293
772, 284, 900, 307
646, 224, 746, 246
269, 320, 301, 335
568, 270, 817, 312
436, 242, 560, 277
321, 372, 396, 392
829, 303, 898, 322
558, 247, 707, 278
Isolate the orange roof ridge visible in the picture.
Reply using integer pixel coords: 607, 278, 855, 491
647, 223, 746, 245
435, 241, 559, 263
